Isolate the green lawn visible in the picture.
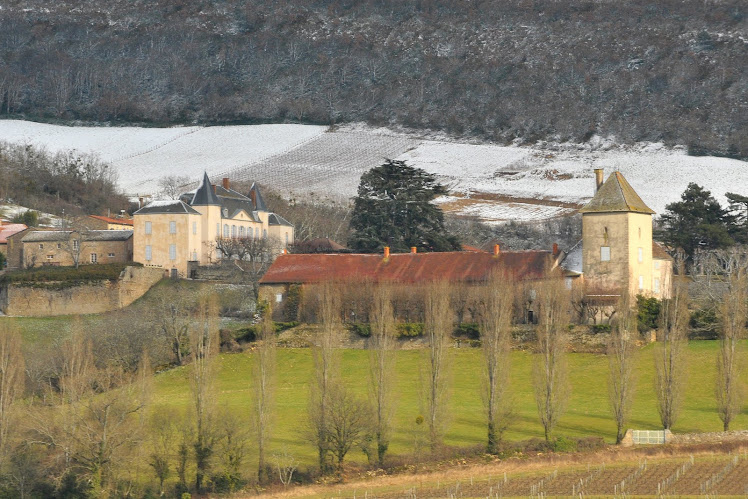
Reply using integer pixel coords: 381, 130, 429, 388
151, 341, 748, 467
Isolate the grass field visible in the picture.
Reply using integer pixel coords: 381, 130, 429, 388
150, 341, 748, 468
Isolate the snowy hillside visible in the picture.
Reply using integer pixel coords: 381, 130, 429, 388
2, 120, 746, 223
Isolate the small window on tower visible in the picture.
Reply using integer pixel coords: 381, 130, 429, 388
638, 247, 643, 263
601, 246, 611, 261
639, 275, 644, 290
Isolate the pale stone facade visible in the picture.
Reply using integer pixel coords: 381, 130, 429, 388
133, 173, 294, 276
21, 230, 133, 268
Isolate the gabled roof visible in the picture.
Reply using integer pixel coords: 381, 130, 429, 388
248, 183, 268, 211
560, 240, 583, 275
579, 172, 655, 215
89, 215, 133, 226
22, 230, 133, 242
653, 241, 673, 261
260, 250, 556, 285
267, 213, 293, 227
0, 224, 27, 244
191, 172, 221, 206
134, 200, 200, 215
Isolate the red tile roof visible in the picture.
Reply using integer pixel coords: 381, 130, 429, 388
260, 250, 557, 285
0, 224, 27, 244
89, 215, 134, 226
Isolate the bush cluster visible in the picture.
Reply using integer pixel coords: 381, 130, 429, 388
0, 263, 138, 288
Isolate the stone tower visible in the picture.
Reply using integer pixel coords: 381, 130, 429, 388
579, 170, 657, 298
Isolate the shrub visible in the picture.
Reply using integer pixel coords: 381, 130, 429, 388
552, 436, 578, 453
348, 323, 371, 337
0, 262, 140, 288
590, 324, 611, 334
454, 322, 480, 339
397, 322, 424, 337
636, 295, 661, 332
690, 307, 719, 339
11, 210, 38, 227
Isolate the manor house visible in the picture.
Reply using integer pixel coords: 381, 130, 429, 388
133, 173, 293, 276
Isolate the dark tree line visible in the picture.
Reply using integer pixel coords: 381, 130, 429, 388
0, 0, 745, 158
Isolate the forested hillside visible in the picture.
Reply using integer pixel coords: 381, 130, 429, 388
0, 0, 745, 157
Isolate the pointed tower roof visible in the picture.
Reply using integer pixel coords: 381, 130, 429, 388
248, 182, 268, 211
191, 172, 220, 206
579, 172, 655, 214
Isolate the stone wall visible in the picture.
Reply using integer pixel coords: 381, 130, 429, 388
0, 266, 164, 316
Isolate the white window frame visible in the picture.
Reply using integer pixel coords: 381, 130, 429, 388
145, 221, 152, 235
638, 275, 644, 290
275, 293, 283, 303
223, 224, 229, 238
232, 225, 237, 238
145, 245, 152, 261
169, 244, 177, 261
39, 243, 44, 249
169, 221, 177, 234
108, 252, 115, 258
638, 247, 643, 263
600, 246, 611, 262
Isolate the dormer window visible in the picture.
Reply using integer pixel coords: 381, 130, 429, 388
223, 208, 228, 217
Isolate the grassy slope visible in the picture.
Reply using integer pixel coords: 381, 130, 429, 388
152, 341, 745, 467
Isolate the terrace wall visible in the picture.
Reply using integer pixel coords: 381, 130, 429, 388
0, 266, 164, 316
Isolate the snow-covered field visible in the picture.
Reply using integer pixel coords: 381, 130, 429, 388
2, 120, 746, 223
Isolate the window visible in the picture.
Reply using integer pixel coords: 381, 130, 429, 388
654, 278, 660, 293
654, 260, 660, 270
169, 221, 176, 234
600, 246, 611, 261
638, 227, 642, 239
145, 245, 152, 261
46, 254, 54, 260
231, 225, 237, 238
223, 224, 229, 238
57, 243, 61, 249
192, 251, 198, 261
216, 223, 220, 237
73, 240, 79, 250
193, 222, 197, 235
638, 247, 643, 263
145, 221, 152, 234
169, 244, 176, 261
276, 293, 283, 303
39, 243, 44, 249
263, 229, 267, 239
108, 253, 115, 258
239, 226, 245, 238
91, 253, 97, 263
638, 275, 644, 290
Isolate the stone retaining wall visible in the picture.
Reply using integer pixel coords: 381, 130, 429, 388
0, 266, 164, 316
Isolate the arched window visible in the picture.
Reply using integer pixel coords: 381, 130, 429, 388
231, 225, 237, 238
239, 226, 245, 238
223, 224, 229, 238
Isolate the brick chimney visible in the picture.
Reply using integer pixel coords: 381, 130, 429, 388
411, 246, 417, 254
594, 168, 604, 193
222, 177, 230, 190
493, 244, 500, 257
383, 246, 390, 259
552, 243, 559, 256
212, 184, 217, 194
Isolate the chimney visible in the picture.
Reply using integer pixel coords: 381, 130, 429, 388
249, 189, 256, 207
138, 196, 144, 209
594, 168, 604, 193
493, 244, 500, 257
282, 248, 287, 255
552, 243, 559, 256
383, 246, 390, 259
212, 184, 217, 194
222, 177, 230, 190
411, 246, 417, 254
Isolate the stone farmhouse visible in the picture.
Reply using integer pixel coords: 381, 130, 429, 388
87, 214, 134, 230
19, 230, 134, 267
0, 223, 28, 264
132, 173, 294, 276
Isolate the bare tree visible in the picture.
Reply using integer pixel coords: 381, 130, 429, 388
0, 321, 24, 465
368, 283, 396, 466
272, 447, 298, 487
477, 272, 514, 454
532, 277, 570, 441
190, 296, 219, 493
58, 217, 94, 268
423, 280, 453, 451
655, 262, 689, 430
308, 281, 341, 473
158, 175, 191, 200
253, 301, 276, 484
216, 409, 250, 492
149, 283, 197, 365
608, 293, 638, 444
326, 385, 370, 471
716, 266, 747, 431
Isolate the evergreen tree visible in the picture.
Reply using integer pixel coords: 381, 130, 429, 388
725, 192, 748, 244
348, 159, 460, 253
658, 183, 734, 262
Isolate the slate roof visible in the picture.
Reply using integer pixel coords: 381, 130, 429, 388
0, 224, 28, 244
260, 250, 556, 285
653, 241, 673, 261
134, 200, 200, 215
89, 215, 134, 226
578, 172, 655, 214
249, 183, 268, 211
560, 240, 583, 275
292, 238, 349, 253
22, 230, 133, 242
267, 213, 292, 227
191, 172, 221, 206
